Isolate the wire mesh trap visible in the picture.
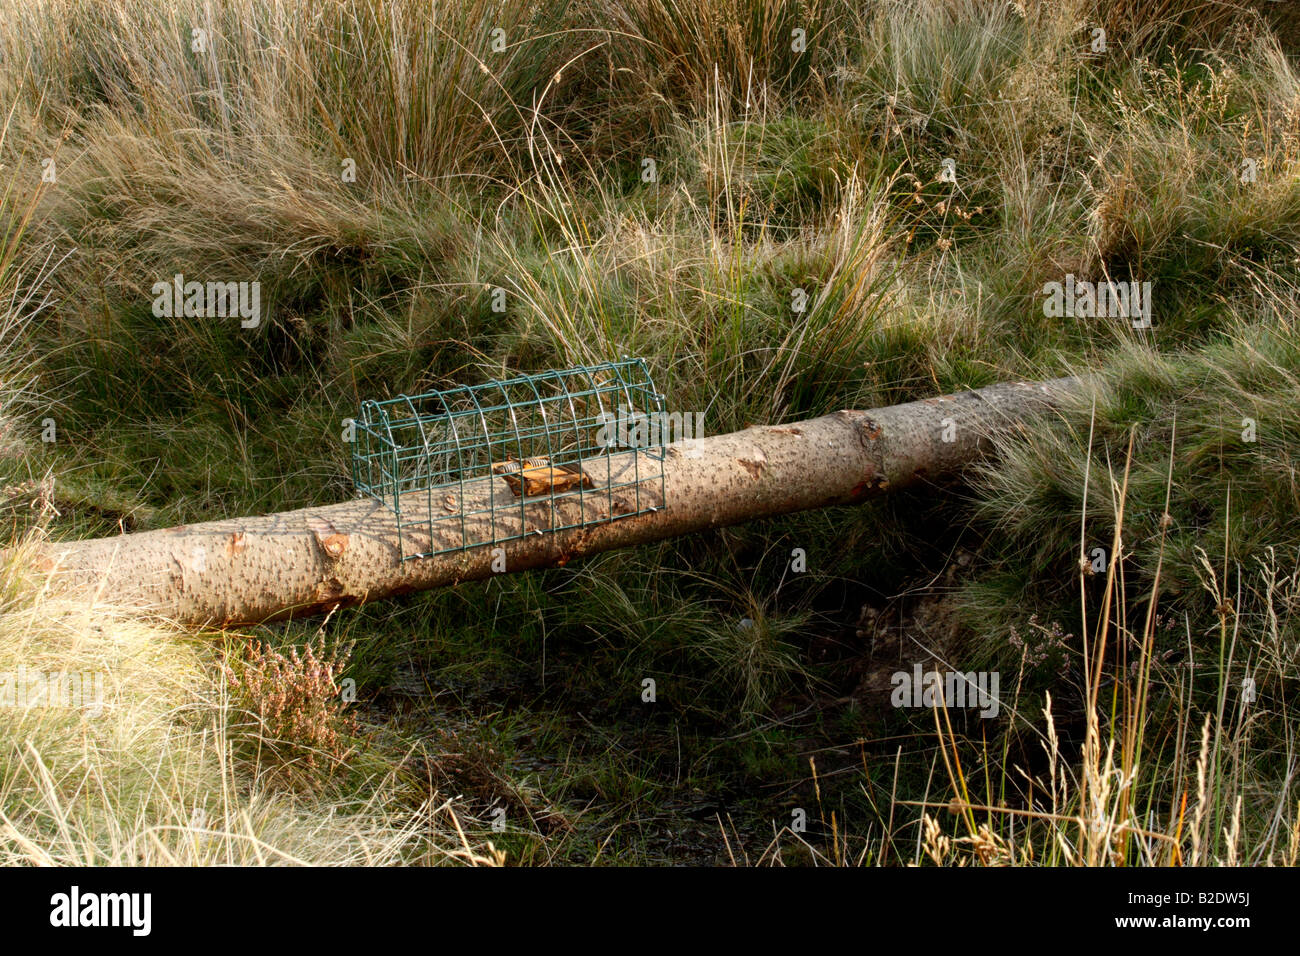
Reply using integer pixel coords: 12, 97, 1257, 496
353, 359, 669, 561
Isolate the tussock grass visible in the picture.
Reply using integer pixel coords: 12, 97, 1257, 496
944, 310, 1300, 864
599, 0, 853, 117
0, 544, 498, 865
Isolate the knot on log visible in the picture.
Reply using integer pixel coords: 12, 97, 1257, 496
313, 528, 349, 559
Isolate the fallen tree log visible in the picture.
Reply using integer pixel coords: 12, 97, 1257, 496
32, 377, 1077, 627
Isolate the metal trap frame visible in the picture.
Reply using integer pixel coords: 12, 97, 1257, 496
352, 358, 668, 561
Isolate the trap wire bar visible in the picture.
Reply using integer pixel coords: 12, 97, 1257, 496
353, 359, 669, 561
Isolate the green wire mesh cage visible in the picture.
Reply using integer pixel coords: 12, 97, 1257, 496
352, 359, 669, 561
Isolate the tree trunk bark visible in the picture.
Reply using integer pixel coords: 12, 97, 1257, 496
30, 378, 1076, 627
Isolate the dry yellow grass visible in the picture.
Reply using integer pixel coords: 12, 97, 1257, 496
0, 541, 501, 865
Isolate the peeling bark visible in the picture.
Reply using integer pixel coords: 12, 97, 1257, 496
29, 378, 1077, 626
